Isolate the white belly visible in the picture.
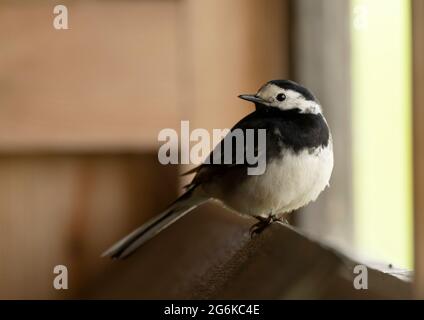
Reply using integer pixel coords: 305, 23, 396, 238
218, 144, 334, 217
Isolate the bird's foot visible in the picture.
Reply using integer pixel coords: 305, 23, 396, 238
250, 214, 277, 237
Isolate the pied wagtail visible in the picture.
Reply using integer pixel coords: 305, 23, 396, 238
103, 80, 333, 259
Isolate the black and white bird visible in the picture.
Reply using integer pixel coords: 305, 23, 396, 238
103, 80, 333, 259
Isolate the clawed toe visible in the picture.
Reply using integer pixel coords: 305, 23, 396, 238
249, 215, 276, 238
249, 222, 264, 237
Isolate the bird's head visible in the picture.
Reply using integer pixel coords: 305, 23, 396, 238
239, 80, 321, 114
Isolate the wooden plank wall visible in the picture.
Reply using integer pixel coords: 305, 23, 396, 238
0, 153, 178, 298
413, 0, 424, 299
0, 0, 289, 298
0, 1, 181, 151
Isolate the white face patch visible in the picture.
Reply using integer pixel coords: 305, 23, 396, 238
256, 84, 321, 114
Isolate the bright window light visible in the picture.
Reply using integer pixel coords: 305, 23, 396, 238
351, 0, 413, 268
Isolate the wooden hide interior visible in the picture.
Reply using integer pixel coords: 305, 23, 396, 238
0, 0, 290, 298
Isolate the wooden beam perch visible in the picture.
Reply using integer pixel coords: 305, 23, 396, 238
83, 205, 411, 299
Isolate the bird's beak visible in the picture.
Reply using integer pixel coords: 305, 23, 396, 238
238, 94, 267, 105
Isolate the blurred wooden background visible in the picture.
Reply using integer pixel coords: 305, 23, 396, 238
0, 0, 289, 298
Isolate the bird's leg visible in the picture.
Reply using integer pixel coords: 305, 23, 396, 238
253, 215, 270, 223
250, 213, 277, 237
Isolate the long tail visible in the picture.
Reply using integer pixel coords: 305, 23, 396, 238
102, 188, 207, 259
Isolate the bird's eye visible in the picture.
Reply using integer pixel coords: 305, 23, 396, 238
276, 93, 286, 102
